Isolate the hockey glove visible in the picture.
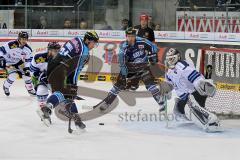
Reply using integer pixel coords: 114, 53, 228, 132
195, 79, 216, 97
23, 67, 31, 77
116, 74, 127, 90
39, 72, 48, 85
147, 51, 158, 65
159, 81, 173, 100
0, 56, 6, 69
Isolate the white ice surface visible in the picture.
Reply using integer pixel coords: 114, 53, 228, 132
0, 79, 240, 160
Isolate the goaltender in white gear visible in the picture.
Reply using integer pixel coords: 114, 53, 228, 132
164, 48, 221, 132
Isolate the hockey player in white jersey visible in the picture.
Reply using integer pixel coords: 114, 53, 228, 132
30, 42, 61, 109
163, 48, 221, 132
0, 31, 35, 96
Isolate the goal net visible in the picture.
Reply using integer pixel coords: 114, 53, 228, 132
200, 47, 240, 118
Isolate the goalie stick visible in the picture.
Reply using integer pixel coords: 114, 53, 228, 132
68, 117, 73, 134
163, 60, 169, 128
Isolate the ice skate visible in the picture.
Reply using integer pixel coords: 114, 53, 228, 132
36, 104, 52, 127
3, 85, 10, 96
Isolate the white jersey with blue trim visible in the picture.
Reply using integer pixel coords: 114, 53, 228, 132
30, 52, 48, 77
0, 40, 33, 67
166, 60, 204, 100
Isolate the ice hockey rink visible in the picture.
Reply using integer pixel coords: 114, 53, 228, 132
0, 79, 240, 160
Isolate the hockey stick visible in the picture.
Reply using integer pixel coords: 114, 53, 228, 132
163, 95, 169, 128
57, 103, 75, 134
163, 60, 169, 128
68, 117, 73, 134
58, 100, 86, 134
59, 108, 77, 134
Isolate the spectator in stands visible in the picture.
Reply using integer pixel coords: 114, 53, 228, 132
100, 20, 113, 30
148, 16, 155, 29
79, 20, 88, 29
134, 14, 155, 42
63, 18, 72, 29
120, 18, 130, 30
155, 24, 161, 31
35, 16, 50, 29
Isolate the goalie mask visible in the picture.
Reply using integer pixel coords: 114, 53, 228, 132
165, 48, 181, 69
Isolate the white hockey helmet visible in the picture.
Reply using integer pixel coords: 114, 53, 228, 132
165, 48, 181, 69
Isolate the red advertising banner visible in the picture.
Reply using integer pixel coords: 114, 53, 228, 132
177, 11, 240, 33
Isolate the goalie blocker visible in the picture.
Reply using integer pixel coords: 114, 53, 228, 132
165, 48, 222, 132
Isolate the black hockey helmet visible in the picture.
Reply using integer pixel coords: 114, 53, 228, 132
47, 41, 61, 50
84, 31, 99, 42
18, 31, 29, 40
125, 27, 137, 35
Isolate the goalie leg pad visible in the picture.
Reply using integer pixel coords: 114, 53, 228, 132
186, 95, 222, 132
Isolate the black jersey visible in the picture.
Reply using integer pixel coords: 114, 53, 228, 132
134, 25, 155, 42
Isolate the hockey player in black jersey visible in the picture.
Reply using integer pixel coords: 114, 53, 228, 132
37, 31, 99, 131
127, 14, 156, 91
94, 27, 166, 112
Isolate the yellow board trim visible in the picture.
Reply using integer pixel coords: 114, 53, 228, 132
1, 71, 239, 92
216, 83, 240, 92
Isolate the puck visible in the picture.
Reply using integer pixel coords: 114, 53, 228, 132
99, 123, 104, 125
